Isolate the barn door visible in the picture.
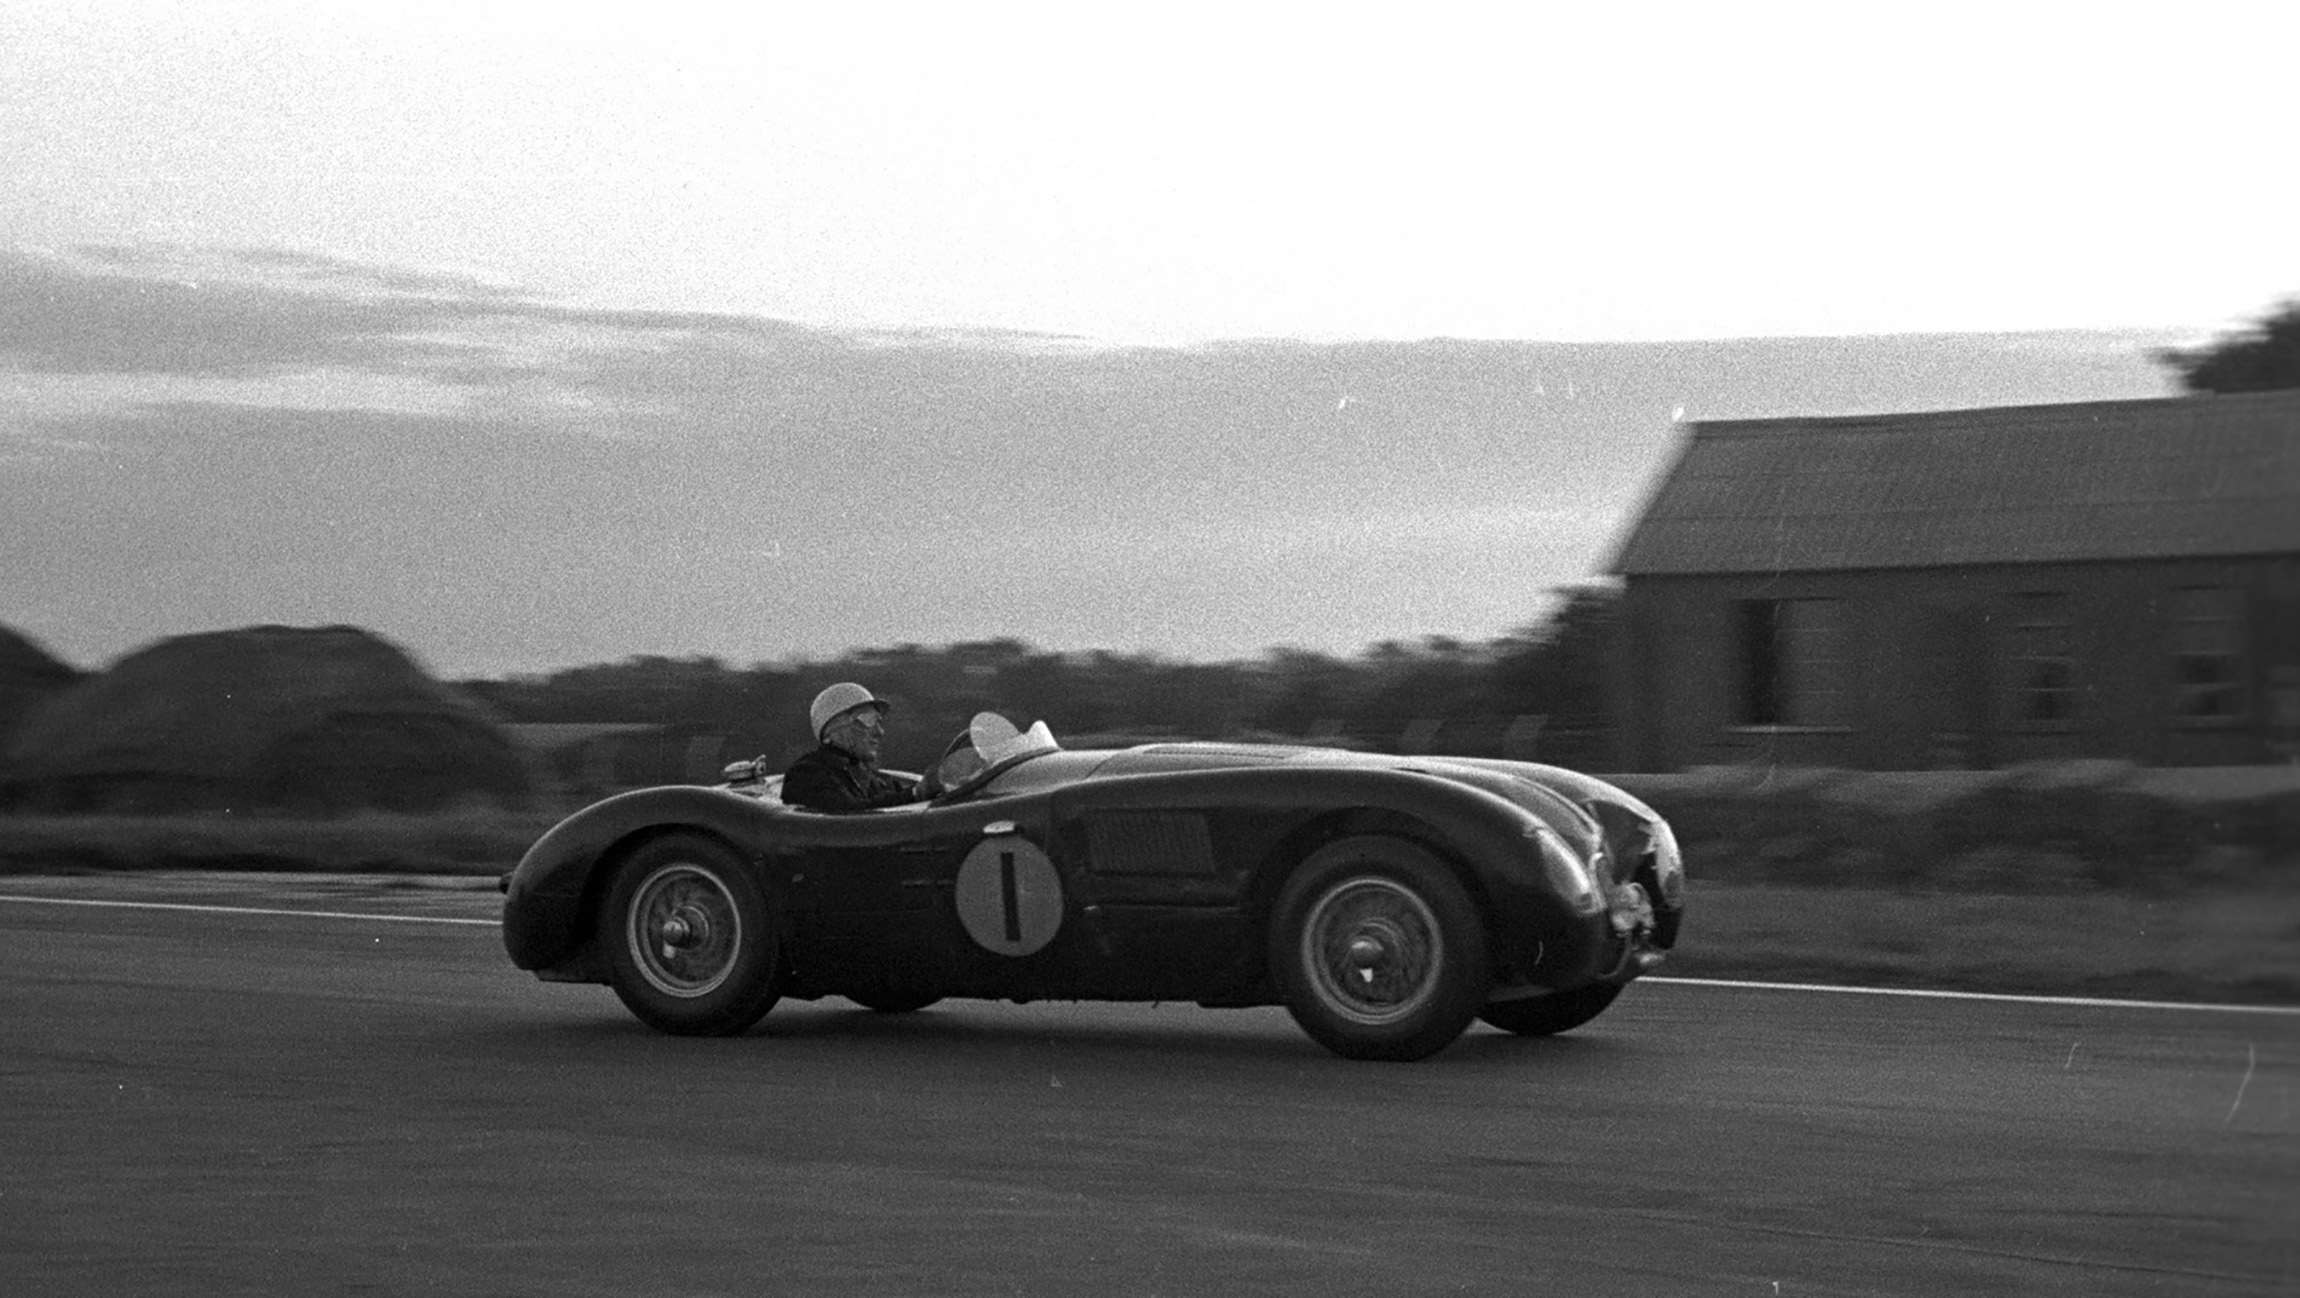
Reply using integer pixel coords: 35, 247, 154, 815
1916, 605, 1991, 769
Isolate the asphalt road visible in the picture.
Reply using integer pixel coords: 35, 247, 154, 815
1, 881, 2293, 1297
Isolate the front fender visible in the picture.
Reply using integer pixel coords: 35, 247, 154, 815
501, 785, 778, 974
1441, 758, 1688, 948
1055, 765, 1608, 985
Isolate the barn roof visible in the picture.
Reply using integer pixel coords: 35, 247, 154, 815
1610, 389, 2300, 576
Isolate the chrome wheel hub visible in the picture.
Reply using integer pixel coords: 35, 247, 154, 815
1302, 877, 1443, 1026
626, 864, 742, 999
658, 905, 712, 948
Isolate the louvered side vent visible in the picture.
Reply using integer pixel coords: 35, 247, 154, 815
1086, 812, 1218, 876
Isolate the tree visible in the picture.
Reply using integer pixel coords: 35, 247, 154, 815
1490, 585, 1621, 726
2158, 299, 2300, 393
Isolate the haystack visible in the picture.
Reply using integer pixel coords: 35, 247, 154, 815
0, 626, 82, 747
1, 625, 531, 813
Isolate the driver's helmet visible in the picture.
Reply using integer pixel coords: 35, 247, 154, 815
809, 682, 887, 741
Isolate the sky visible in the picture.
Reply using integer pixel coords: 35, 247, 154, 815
3, 2, 2295, 677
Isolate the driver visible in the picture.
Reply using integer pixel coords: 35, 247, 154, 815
781, 683, 922, 812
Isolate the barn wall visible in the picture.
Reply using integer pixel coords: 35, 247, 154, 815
1617, 555, 2300, 771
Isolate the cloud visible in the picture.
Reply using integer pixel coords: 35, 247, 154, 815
0, 242, 2192, 674
0, 245, 483, 376
0, 245, 739, 436
4, 368, 475, 439
0, 245, 1139, 444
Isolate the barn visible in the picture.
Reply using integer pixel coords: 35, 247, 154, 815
1607, 389, 2300, 771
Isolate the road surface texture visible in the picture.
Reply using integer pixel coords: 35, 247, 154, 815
1, 878, 2293, 1296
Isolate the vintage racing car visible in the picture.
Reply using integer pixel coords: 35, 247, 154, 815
501, 713, 1684, 1061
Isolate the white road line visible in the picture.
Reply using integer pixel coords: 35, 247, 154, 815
1645, 975, 2300, 1017
0, 893, 499, 928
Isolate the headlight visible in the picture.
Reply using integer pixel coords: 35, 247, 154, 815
1648, 819, 1685, 908
1607, 882, 1655, 934
1526, 824, 1600, 911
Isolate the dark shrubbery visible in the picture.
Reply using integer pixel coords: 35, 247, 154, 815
0, 807, 555, 877
1615, 762, 2300, 894
2, 626, 531, 815
457, 589, 1626, 781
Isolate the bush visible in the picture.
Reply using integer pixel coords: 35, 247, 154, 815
0, 807, 558, 878
1614, 762, 2300, 895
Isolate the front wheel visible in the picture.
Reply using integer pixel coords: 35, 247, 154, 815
1269, 836, 1489, 1062
848, 992, 942, 1014
1478, 983, 1623, 1036
598, 833, 782, 1036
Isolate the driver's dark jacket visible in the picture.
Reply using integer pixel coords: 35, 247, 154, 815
781, 744, 918, 813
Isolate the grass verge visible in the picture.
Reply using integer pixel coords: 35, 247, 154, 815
0, 810, 560, 878
1666, 881, 2300, 1006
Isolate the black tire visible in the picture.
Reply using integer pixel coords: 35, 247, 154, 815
1268, 836, 1489, 1062
1478, 983, 1623, 1036
848, 993, 942, 1015
598, 833, 782, 1036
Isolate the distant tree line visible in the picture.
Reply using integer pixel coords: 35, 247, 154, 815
2158, 298, 2300, 394
457, 585, 1623, 774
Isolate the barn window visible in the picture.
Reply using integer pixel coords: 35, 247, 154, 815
2009, 593, 2076, 726
1737, 598, 1847, 727
2171, 587, 2246, 722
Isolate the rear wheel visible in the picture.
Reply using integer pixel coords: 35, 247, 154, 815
1269, 836, 1488, 1062
1478, 983, 1623, 1036
598, 833, 782, 1036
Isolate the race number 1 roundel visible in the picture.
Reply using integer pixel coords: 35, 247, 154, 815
954, 834, 1064, 956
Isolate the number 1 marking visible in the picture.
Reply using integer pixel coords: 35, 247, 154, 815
955, 836, 1061, 956
999, 850, 1022, 944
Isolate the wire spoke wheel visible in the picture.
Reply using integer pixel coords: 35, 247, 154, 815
598, 833, 781, 1036
1271, 837, 1487, 1062
1302, 879, 1445, 1026
625, 863, 743, 998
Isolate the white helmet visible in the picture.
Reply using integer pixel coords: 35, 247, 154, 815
808, 682, 888, 741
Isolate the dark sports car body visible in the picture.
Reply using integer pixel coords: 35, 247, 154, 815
502, 714, 1684, 1061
